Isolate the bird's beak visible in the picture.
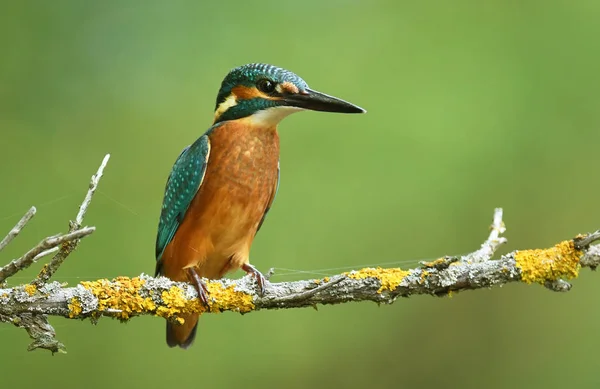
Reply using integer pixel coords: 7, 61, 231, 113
282, 88, 366, 114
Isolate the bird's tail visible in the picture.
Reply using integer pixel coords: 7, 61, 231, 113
166, 313, 199, 349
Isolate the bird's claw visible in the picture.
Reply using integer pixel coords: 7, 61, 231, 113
242, 263, 267, 296
186, 268, 210, 308
196, 281, 210, 307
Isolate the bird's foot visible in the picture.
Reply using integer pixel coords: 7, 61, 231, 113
186, 268, 210, 308
242, 263, 267, 296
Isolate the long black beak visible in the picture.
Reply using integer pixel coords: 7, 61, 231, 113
282, 88, 366, 114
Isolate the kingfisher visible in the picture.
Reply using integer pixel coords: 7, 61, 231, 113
155, 63, 365, 349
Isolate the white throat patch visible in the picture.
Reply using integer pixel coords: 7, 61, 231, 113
247, 106, 304, 126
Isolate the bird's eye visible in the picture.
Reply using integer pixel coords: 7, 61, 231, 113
257, 79, 276, 93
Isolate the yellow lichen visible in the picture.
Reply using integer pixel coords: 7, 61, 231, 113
68, 297, 82, 318
24, 284, 37, 296
79, 276, 255, 322
345, 267, 410, 293
81, 277, 156, 321
515, 240, 582, 285
419, 270, 429, 285
205, 281, 255, 313
155, 281, 255, 319
313, 277, 334, 285
155, 285, 199, 320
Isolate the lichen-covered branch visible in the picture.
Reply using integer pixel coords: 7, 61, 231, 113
1, 154, 599, 355
0, 215, 598, 353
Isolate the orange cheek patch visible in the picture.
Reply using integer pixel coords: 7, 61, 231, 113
231, 85, 265, 100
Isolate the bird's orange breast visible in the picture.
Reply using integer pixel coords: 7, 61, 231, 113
160, 121, 280, 282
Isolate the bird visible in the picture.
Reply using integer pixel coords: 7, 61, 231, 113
155, 63, 365, 349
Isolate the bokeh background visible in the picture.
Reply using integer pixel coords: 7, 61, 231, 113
2, 1, 600, 388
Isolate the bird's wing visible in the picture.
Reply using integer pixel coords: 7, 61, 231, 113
256, 159, 280, 234
155, 134, 211, 265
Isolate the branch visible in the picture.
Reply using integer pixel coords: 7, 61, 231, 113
32, 154, 110, 287
0, 154, 109, 353
0, 228, 95, 284
0, 210, 599, 354
0, 206, 36, 253
1, 154, 599, 355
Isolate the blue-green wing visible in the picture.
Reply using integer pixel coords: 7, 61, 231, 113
256, 160, 280, 234
155, 134, 211, 264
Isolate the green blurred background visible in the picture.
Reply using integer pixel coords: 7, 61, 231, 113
1, 1, 599, 388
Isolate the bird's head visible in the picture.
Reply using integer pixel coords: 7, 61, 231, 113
213, 63, 365, 125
